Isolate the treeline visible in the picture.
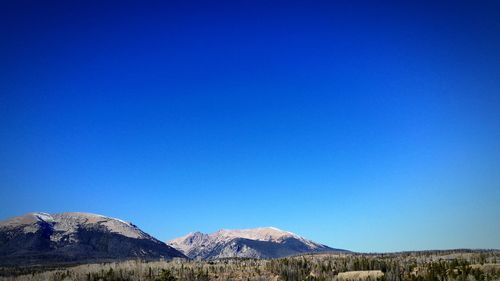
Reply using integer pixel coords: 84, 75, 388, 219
0, 251, 499, 281
266, 254, 500, 281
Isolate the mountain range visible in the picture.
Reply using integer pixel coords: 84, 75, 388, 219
0, 212, 346, 266
168, 227, 346, 259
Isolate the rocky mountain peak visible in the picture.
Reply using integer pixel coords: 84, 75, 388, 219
168, 227, 345, 259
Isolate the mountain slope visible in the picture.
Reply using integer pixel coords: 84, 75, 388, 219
0, 212, 186, 266
168, 227, 347, 259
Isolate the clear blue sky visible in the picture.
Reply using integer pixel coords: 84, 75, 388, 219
0, 0, 499, 252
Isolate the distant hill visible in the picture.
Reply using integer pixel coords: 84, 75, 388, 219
0, 212, 186, 266
168, 227, 347, 259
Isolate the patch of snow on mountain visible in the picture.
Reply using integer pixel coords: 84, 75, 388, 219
0, 212, 152, 241
53, 212, 150, 240
168, 226, 332, 259
213, 227, 301, 243
33, 212, 54, 222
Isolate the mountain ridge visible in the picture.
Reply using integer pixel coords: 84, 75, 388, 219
0, 212, 186, 266
0, 212, 349, 265
168, 226, 347, 259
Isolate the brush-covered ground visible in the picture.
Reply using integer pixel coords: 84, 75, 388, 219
0, 250, 499, 281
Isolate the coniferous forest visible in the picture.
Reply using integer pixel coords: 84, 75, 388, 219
1, 250, 499, 281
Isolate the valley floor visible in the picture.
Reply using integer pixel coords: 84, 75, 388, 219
1, 250, 499, 281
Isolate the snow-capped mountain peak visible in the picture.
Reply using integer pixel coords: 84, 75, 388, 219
168, 227, 345, 259
0, 212, 152, 240
0, 212, 186, 266
213, 226, 300, 242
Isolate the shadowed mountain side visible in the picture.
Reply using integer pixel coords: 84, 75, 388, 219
204, 237, 347, 259
0, 212, 186, 266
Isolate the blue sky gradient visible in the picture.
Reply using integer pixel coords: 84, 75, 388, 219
0, 0, 499, 252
